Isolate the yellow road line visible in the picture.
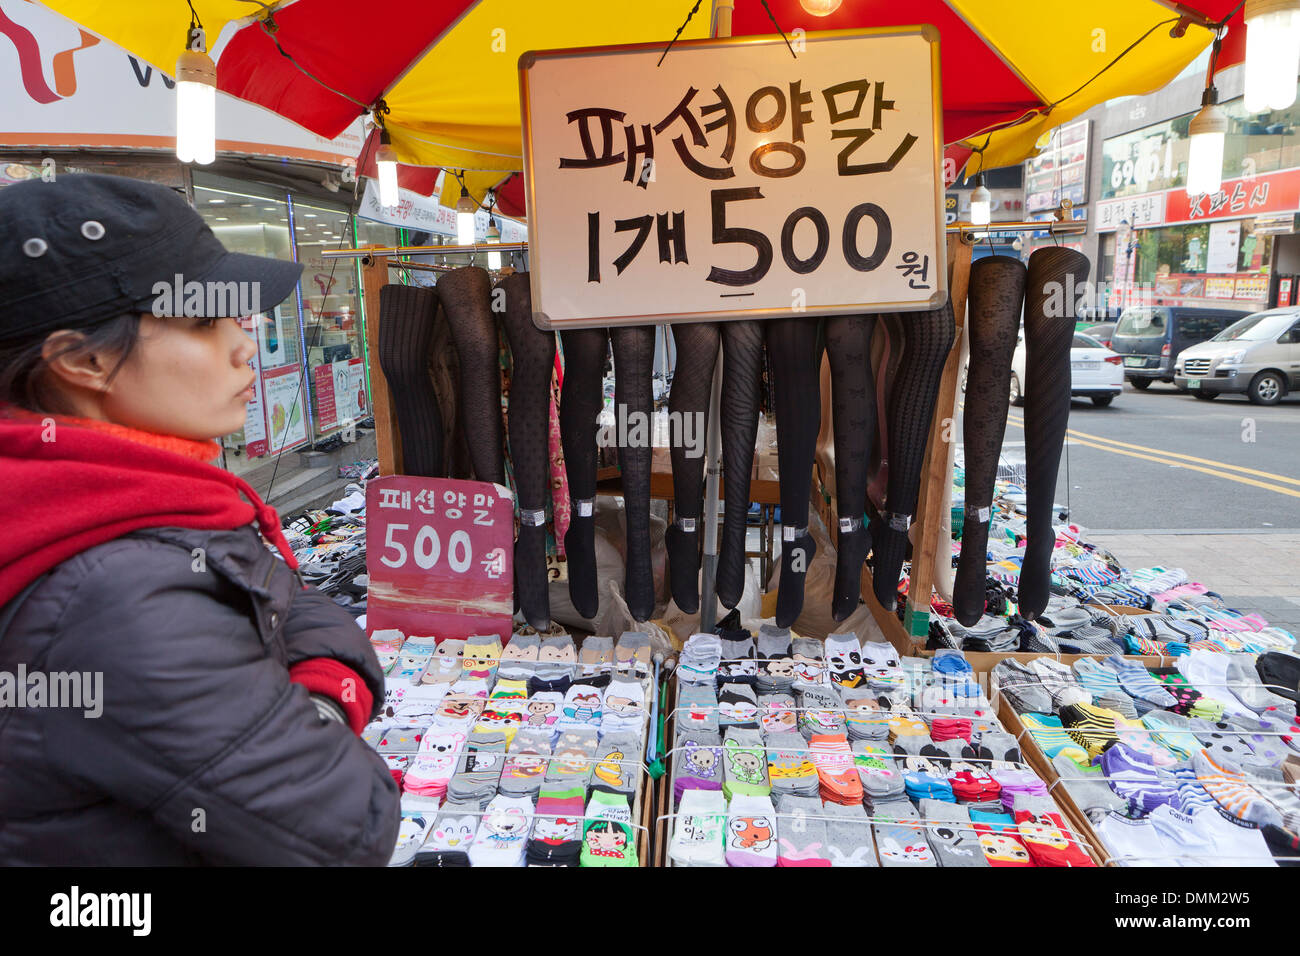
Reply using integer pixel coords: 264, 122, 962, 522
1004, 416, 1300, 499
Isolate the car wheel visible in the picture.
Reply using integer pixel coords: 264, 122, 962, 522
1009, 374, 1024, 407
1248, 371, 1285, 406
1091, 395, 1114, 407
1130, 378, 1151, 390
1193, 391, 1217, 401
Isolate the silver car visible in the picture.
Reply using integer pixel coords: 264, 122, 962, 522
1173, 309, 1300, 405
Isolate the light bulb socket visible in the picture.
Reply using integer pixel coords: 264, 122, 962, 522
487, 216, 501, 240
176, 48, 216, 87
1190, 100, 1229, 137
455, 185, 478, 215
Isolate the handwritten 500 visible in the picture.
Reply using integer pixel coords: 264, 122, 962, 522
379, 524, 475, 572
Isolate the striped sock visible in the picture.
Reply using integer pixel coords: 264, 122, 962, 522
1104, 655, 1177, 708
1099, 743, 1180, 814
1141, 710, 1200, 760
1072, 657, 1124, 701
1171, 765, 1219, 816
1059, 702, 1123, 757
1020, 713, 1078, 758
1193, 749, 1285, 829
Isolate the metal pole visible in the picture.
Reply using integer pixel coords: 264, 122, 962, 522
698, 0, 735, 632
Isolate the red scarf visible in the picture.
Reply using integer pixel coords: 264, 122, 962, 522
0, 407, 298, 607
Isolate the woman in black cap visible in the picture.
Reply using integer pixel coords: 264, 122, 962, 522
0, 173, 400, 865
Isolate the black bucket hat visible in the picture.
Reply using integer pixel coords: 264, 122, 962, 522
0, 173, 303, 343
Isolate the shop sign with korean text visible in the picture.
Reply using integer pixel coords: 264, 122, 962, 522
519, 28, 946, 329
366, 477, 515, 643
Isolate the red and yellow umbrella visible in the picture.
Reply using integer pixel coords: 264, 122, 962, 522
35, 0, 1250, 208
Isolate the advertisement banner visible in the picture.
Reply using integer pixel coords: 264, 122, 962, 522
239, 315, 267, 458
313, 362, 338, 430
1204, 277, 1236, 299
365, 477, 515, 643
334, 358, 368, 423
1164, 167, 1300, 226
260, 364, 308, 454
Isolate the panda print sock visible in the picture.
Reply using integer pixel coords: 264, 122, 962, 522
725, 793, 779, 867
670, 788, 728, 866
674, 731, 726, 802
821, 801, 878, 867
722, 728, 771, 798
774, 794, 831, 867
468, 793, 535, 867
861, 641, 906, 691
527, 784, 585, 867
919, 798, 988, 867
825, 633, 865, 688
718, 682, 760, 730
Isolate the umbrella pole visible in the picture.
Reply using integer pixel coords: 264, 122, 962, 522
697, 0, 735, 633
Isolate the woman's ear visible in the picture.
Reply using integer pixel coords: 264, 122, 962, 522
41, 329, 112, 393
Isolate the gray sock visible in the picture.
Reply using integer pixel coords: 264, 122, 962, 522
766, 731, 820, 797
718, 637, 758, 683
676, 681, 719, 734
992, 659, 1053, 715
841, 688, 892, 742
545, 727, 598, 786
795, 682, 846, 738
1095, 691, 1140, 720
758, 693, 799, 737
718, 682, 760, 730
870, 799, 936, 867
536, 634, 578, 681
673, 731, 725, 800
590, 732, 640, 796
498, 728, 552, 796
579, 636, 615, 676
447, 730, 508, 802
821, 801, 877, 867
615, 631, 652, 678
918, 799, 987, 867
600, 675, 647, 736
1051, 751, 1127, 816
1228, 655, 1296, 716
774, 793, 829, 864
791, 637, 827, 684
852, 739, 906, 800
499, 633, 541, 680
756, 625, 794, 693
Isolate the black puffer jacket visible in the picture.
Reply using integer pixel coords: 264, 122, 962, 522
0, 524, 400, 865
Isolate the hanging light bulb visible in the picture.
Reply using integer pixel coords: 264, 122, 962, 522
1244, 0, 1300, 113
375, 127, 399, 208
456, 179, 477, 247
487, 214, 502, 270
176, 26, 216, 165
969, 173, 992, 226
799, 0, 842, 15
1187, 88, 1229, 196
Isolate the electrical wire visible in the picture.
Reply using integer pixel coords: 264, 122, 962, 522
658, 0, 703, 67
758, 0, 797, 59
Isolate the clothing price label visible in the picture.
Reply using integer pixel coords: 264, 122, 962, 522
520, 28, 946, 328
366, 476, 515, 643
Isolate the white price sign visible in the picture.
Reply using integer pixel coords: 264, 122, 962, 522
519, 28, 946, 329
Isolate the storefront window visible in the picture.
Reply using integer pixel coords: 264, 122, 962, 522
193, 179, 304, 475
1102, 86, 1300, 200
1120, 219, 1274, 308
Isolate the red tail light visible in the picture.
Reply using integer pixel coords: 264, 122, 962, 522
1104, 355, 1123, 365
1161, 343, 1171, 356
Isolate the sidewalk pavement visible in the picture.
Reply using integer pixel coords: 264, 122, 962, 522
1087, 531, 1300, 638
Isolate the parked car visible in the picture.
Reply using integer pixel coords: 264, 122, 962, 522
1110, 305, 1250, 389
1010, 332, 1124, 407
1076, 321, 1116, 349
1173, 308, 1300, 405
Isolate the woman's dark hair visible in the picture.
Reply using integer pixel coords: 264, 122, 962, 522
0, 313, 142, 414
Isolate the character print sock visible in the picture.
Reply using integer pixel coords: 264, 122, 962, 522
498, 633, 541, 681
861, 641, 905, 691
821, 801, 877, 867
756, 625, 795, 693
722, 727, 771, 798
580, 790, 638, 867
809, 733, 862, 805
527, 784, 585, 866
919, 798, 987, 868
765, 731, 820, 797
390, 795, 441, 867
676, 681, 720, 734
791, 637, 827, 685
545, 727, 599, 787
420, 639, 465, 686
402, 727, 467, 799
579, 635, 615, 677
615, 630, 652, 679
853, 739, 905, 800
462, 636, 503, 682
555, 680, 606, 731
969, 809, 1034, 867
758, 693, 800, 737
590, 733, 640, 796
600, 675, 646, 736
841, 687, 892, 742
521, 691, 564, 733
718, 682, 760, 730
674, 731, 725, 802
824, 632, 865, 688
498, 728, 553, 797
535, 634, 578, 682
795, 683, 846, 738
718, 636, 759, 683
679, 633, 723, 685
724, 793, 779, 867
670, 788, 727, 866
872, 799, 937, 867
468, 793, 535, 867
446, 730, 508, 803
1099, 743, 1180, 815
774, 793, 831, 867
1011, 792, 1095, 867
416, 799, 481, 867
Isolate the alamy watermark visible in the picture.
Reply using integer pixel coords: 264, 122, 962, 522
50, 886, 150, 936
596, 404, 705, 458
151, 274, 261, 318
0, 664, 102, 718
